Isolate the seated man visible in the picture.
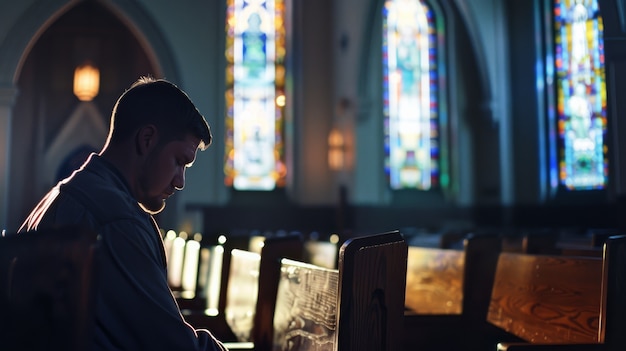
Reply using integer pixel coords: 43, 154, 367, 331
19, 77, 227, 351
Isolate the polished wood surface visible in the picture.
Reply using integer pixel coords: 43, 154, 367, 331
337, 230, 408, 351
405, 246, 464, 314
186, 234, 304, 349
599, 235, 626, 351
225, 249, 261, 342
269, 230, 408, 351
403, 233, 502, 351
253, 235, 305, 350
493, 235, 626, 351
487, 252, 603, 344
272, 259, 339, 351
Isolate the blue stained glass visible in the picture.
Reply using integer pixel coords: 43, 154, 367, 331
552, 0, 607, 190
382, 0, 442, 190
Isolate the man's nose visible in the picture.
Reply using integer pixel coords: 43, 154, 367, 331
173, 168, 185, 190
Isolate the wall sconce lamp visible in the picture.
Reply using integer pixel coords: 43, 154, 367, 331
73, 62, 100, 101
328, 127, 346, 171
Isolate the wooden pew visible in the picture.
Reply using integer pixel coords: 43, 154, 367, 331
488, 252, 602, 346
0, 225, 100, 351
336, 230, 408, 351
184, 233, 304, 344
599, 234, 626, 351
224, 248, 261, 342
512, 228, 603, 257
403, 233, 503, 351
490, 234, 626, 351
271, 258, 339, 350
227, 230, 408, 351
179, 233, 250, 341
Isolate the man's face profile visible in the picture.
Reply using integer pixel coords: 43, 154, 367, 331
136, 133, 200, 214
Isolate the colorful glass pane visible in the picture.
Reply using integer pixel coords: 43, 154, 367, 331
225, 0, 287, 190
383, 0, 439, 190
553, 0, 607, 190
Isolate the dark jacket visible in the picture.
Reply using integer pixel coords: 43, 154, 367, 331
20, 154, 227, 351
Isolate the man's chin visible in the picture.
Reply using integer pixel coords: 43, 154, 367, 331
139, 201, 166, 214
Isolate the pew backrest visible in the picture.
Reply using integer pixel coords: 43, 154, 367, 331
269, 230, 408, 351
599, 235, 626, 351
404, 233, 501, 319
225, 248, 261, 341
272, 258, 339, 351
0, 225, 100, 351
405, 245, 464, 314
336, 230, 408, 351
224, 234, 304, 349
487, 251, 603, 344
253, 235, 304, 349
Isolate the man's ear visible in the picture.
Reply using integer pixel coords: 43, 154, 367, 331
136, 124, 158, 155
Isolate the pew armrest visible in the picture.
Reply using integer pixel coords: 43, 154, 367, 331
497, 342, 603, 351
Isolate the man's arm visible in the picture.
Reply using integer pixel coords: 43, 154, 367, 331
93, 220, 226, 351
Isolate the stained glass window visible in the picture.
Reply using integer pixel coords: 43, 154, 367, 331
553, 0, 607, 190
382, 0, 440, 190
225, 0, 287, 190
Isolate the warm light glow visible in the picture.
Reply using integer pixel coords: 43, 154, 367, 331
181, 239, 201, 298
164, 230, 176, 260
225, 249, 261, 341
205, 245, 224, 313
328, 128, 346, 170
205, 308, 219, 317
168, 236, 186, 288
276, 94, 286, 107
73, 63, 100, 101
249, 236, 266, 254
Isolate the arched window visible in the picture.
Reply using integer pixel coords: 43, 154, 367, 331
552, 0, 607, 190
382, 0, 444, 190
225, 0, 287, 191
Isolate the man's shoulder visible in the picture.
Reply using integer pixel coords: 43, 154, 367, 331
60, 171, 140, 226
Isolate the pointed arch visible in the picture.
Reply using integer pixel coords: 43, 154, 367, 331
0, 0, 179, 87
0, 0, 181, 230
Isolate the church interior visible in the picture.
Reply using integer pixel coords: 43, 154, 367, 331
1, 0, 626, 349
3, 0, 625, 242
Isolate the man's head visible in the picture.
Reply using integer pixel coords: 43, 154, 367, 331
105, 77, 211, 150
102, 77, 212, 214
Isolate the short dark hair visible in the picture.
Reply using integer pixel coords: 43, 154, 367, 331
107, 76, 212, 150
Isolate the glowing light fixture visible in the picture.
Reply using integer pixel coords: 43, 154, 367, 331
73, 63, 100, 101
328, 128, 346, 171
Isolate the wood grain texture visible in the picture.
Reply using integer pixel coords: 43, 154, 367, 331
404, 246, 464, 314
272, 259, 339, 351
223, 234, 304, 348
487, 252, 603, 344
600, 235, 626, 351
337, 230, 408, 351
402, 234, 502, 351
